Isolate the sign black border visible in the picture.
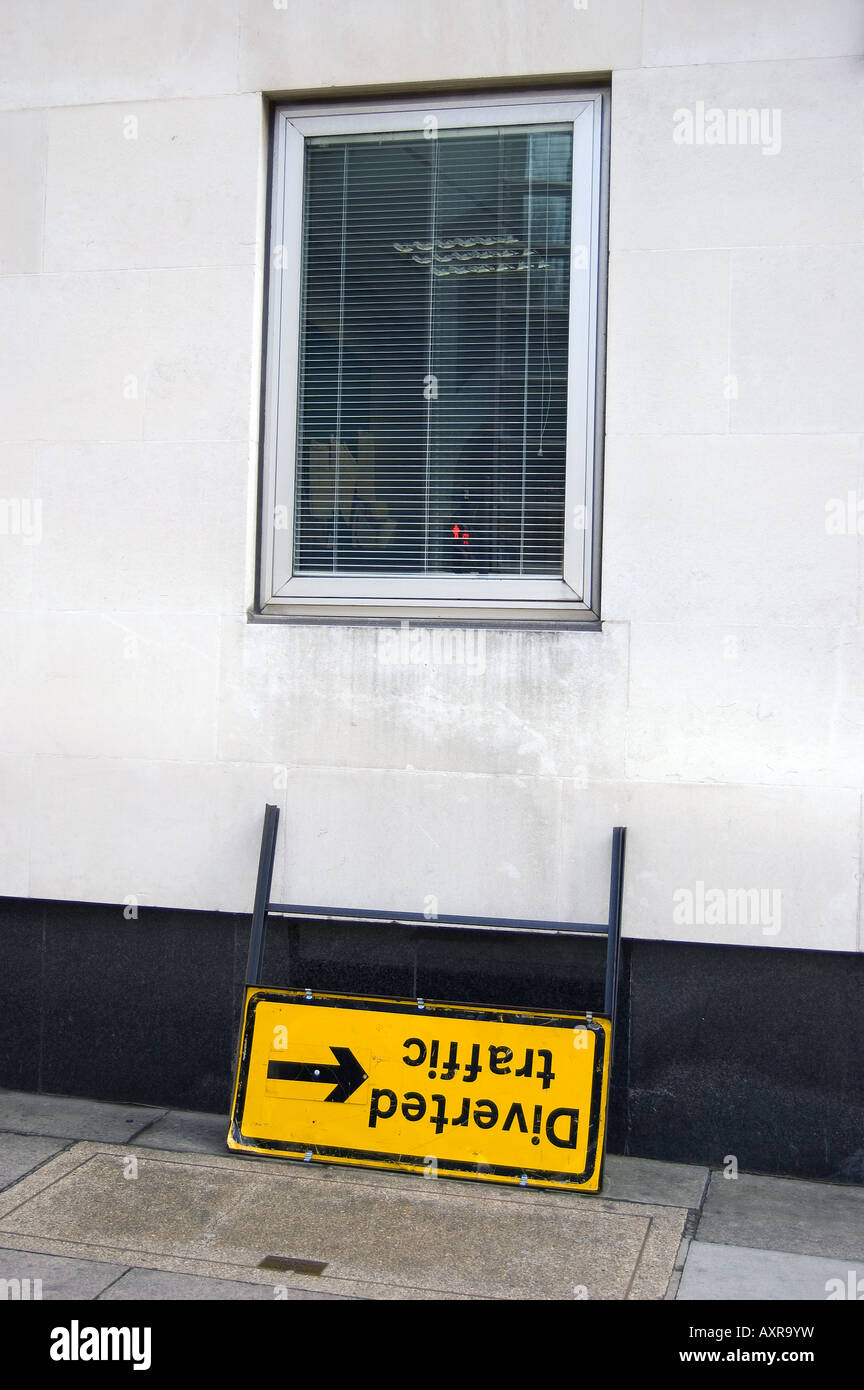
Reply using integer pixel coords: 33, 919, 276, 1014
229, 988, 610, 1188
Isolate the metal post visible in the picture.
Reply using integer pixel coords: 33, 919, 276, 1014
597, 826, 626, 1189
245, 803, 280, 989
603, 826, 626, 1024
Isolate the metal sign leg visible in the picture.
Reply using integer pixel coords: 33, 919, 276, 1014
245, 803, 280, 989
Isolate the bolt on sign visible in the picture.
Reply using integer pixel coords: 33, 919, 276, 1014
228, 988, 612, 1191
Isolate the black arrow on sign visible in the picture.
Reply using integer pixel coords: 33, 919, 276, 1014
267, 1048, 367, 1103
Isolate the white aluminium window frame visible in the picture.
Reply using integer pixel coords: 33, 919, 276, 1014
259, 90, 607, 622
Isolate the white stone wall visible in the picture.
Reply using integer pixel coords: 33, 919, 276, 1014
1, 1, 862, 951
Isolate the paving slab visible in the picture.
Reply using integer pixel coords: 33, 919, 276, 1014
98, 1268, 356, 1300
133, 1110, 229, 1155
132, 1115, 711, 1213
601, 1154, 709, 1209
0, 1141, 687, 1301
677, 1240, 864, 1302
0, 1089, 165, 1143
698, 1171, 864, 1261
0, 1133, 71, 1191
0, 1247, 127, 1300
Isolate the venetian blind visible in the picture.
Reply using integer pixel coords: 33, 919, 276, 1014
293, 122, 573, 578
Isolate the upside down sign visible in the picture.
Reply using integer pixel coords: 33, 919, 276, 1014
228, 988, 612, 1191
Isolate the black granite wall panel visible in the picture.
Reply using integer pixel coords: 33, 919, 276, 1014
1, 897, 861, 1182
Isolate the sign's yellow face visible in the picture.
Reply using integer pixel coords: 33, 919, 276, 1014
228, 989, 611, 1191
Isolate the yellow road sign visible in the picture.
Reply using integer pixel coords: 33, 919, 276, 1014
228, 988, 612, 1190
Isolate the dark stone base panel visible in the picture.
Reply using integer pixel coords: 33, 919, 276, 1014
0, 898, 861, 1183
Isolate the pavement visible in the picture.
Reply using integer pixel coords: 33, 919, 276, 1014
0, 1088, 862, 1302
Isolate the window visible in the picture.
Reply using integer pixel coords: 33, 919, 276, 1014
259, 91, 606, 622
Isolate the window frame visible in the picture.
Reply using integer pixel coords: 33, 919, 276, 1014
257, 88, 608, 624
